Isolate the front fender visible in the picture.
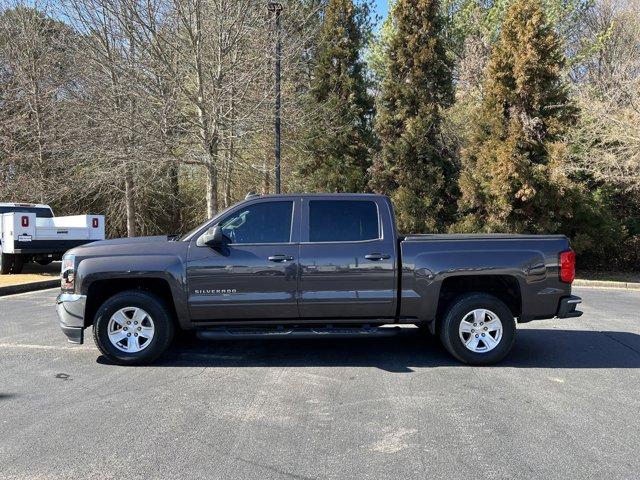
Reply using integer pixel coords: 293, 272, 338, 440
75, 254, 189, 327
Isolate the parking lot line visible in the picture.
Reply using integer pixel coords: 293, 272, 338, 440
0, 342, 93, 351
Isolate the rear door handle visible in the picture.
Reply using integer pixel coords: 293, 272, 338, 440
268, 255, 294, 262
365, 253, 390, 261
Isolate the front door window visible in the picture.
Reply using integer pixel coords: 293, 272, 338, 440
220, 201, 293, 244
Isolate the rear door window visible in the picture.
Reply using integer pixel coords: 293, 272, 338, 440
309, 200, 379, 242
0, 206, 53, 218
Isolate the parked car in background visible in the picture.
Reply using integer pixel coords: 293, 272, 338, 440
0, 203, 104, 274
56, 193, 581, 366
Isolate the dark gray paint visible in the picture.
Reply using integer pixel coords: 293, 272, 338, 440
71, 236, 190, 327
297, 195, 397, 319
187, 243, 299, 320
60, 193, 576, 335
186, 196, 301, 321
399, 235, 572, 322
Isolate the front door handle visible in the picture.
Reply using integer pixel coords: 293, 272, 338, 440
268, 255, 294, 262
365, 253, 391, 261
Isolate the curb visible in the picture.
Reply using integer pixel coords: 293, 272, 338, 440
574, 279, 640, 291
0, 280, 59, 297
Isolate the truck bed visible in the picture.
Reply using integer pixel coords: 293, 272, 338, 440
2, 213, 104, 255
398, 233, 572, 323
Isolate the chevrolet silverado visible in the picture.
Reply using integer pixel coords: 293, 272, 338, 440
56, 193, 582, 365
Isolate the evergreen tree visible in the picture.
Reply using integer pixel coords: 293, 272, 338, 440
369, 0, 456, 233
455, 0, 576, 233
297, 0, 375, 192
366, 0, 397, 90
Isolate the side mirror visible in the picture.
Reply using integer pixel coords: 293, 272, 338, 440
197, 225, 226, 247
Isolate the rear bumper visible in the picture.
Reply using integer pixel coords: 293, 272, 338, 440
14, 239, 97, 255
557, 295, 583, 318
56, 293, 87, 344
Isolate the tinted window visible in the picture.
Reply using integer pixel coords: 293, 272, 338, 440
0, 206, 53, 218
309, 201, 379, 242
220, 201, 293, 244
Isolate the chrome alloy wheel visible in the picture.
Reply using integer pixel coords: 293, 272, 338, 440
458, 309, 503, 353
107, 307, 155, 353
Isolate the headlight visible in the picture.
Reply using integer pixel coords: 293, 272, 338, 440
61, 254, 76, 292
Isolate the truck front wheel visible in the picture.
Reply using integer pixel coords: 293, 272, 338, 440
439, 293, 516, 365
93, 290, 175, 365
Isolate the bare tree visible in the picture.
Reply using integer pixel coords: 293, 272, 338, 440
61, 0, 148, 235
1, 0, 331, 235
0, 2, 78, 204
567, 0, 640, 192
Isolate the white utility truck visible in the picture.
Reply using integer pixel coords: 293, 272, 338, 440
0, 203, 105, 274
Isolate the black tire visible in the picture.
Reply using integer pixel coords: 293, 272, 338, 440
93, 290, 175, 365
9, 255, 24, 274
0, 253, 14, 275
439, 293, 516, 365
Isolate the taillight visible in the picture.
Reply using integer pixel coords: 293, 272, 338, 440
92, 218, 99, 228
559, 250, 575, 283
21, 216, 29, 227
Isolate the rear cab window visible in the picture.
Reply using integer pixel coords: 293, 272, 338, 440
0, 206, 53, 218
308, 200, 380, 242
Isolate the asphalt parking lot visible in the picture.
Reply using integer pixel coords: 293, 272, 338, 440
1, 287, 639, 480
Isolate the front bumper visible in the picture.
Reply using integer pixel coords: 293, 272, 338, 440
56, 293, 87, 344
557, 295, 583, 318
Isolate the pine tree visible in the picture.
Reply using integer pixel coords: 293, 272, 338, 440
455, 0, 576, 233
366, 0, 397, 89
369, 0, 456, 233
298, 0, 375, 192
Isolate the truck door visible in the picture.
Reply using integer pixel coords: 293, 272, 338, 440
298, 197, 397, 319
187, 198, 300, 321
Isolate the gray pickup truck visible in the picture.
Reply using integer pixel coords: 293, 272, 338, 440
56, 193, 582, 365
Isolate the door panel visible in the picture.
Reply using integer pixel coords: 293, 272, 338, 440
298, 198, 397, 319
187, 198, 300, 321
187, 244, 299, 320
298, 242, 396, 318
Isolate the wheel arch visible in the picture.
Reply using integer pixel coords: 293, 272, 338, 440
84, 277, 182, 330
434, 275, 522, 331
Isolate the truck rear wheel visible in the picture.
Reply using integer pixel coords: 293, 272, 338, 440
9, 254, 24, 274
439, 293, 516, 365
92, 290, 175, 365
0, 253, 13, 274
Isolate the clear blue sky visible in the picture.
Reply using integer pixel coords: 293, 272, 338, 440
373, 0, 390, 24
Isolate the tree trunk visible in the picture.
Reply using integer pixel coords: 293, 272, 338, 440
168, 160, 181, 232
223, 160, 232, 208
223, 79, 235, 208
125, 169, 137, 237
223, 127, 234, 208
262, 156, 270, 195
206, 160, 218, 219
125, 9, 138, 238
